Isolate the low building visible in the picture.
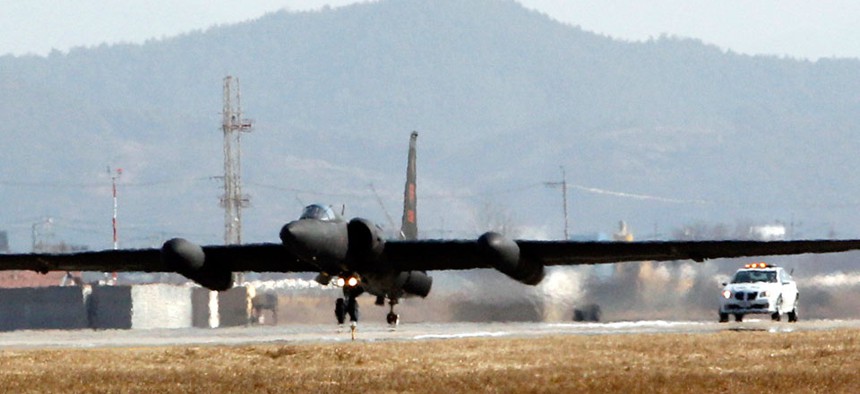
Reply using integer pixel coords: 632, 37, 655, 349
0, 231, 8, 253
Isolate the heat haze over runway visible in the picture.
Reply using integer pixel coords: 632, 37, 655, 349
3, 320, 860, 350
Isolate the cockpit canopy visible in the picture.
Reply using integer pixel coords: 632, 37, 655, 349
299, 204, 338, 221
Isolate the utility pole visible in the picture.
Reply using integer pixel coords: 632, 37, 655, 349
220, 76, 253, 246
108, 167, 122, 285
544, 166, 569, 240
110, 167, 123, 250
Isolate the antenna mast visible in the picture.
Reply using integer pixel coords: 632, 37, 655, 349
370, 183, 398, 233
220, 76, 253, 245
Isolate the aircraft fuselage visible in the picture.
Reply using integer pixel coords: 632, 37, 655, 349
280, 218, 349, 275
279, 211, 429, 301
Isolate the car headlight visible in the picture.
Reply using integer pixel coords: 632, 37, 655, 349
721, 290, 731, 299
759, 291, 769, 298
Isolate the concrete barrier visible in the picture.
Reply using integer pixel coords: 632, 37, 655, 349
87, 286, 133, 329
0, 286, 88, 331
192, 287, 217, 328
218, 286, 252, 327
0, 284, 281, 332
130, 285, 193, 329
88, 284, 193, 329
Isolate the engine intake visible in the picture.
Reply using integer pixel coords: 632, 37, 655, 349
161, 238, 233, 291
347, 218, 386, 263
478, 232, 544, 285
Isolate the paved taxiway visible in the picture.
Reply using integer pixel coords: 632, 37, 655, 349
2, 319, 860, 349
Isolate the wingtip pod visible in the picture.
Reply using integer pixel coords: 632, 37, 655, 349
161, 238, 233, 291
478, 232, 545, 285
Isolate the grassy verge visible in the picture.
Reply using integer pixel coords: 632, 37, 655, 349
0, 329, 857, 393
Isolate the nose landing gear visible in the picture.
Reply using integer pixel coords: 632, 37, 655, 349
335, 284, 362, 340
335, 296, 361, 340
334, 284, 402, 334
335, 296, 360, 325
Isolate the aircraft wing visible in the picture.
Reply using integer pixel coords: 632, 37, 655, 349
0, 243, 317, 273
382, 239, 860, 271
4, 239, 860, 274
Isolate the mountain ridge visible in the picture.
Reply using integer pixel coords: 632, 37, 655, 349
1, 0, 859, 251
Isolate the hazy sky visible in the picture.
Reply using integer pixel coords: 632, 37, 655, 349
2, 1, 859, 60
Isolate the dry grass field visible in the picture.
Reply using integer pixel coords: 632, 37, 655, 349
0, 329, 858, 393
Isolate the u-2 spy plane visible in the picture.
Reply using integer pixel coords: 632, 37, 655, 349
3, 131, 860, 326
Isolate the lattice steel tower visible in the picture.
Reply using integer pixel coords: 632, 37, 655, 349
220, 76, 253, 245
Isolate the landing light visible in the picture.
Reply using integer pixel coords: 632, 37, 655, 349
334, 276, 360, 288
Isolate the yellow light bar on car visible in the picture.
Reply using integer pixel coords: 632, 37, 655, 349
744, 262, 770, 269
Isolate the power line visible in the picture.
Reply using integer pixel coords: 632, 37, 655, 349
544, 166, 569, 240
247, 181, 377, 199
0, 177, 212, 189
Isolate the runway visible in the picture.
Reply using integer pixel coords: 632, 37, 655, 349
3, 319, 860, 349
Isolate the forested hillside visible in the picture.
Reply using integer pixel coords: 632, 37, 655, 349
2, 0, 860, 252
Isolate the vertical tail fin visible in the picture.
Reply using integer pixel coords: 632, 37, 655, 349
400, 131, 418, 240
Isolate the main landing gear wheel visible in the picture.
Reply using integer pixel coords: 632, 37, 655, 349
386, 298, 400, 327
335, 298, 346, 325
346, 297, 359, 323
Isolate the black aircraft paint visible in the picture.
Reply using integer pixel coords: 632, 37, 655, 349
401, 131, 418, 241
5, 132, 860, 326
279, 131, 429, 325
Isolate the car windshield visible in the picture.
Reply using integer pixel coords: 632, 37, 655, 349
299, 204, 337, 221
731, 270, 777, 283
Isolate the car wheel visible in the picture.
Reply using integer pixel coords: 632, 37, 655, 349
719, 312, 729, 323
788, 297, 799, 323
772, 296, 783, 321
734, 314, 743, 322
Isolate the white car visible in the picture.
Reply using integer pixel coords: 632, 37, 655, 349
719, 263, 799, 323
